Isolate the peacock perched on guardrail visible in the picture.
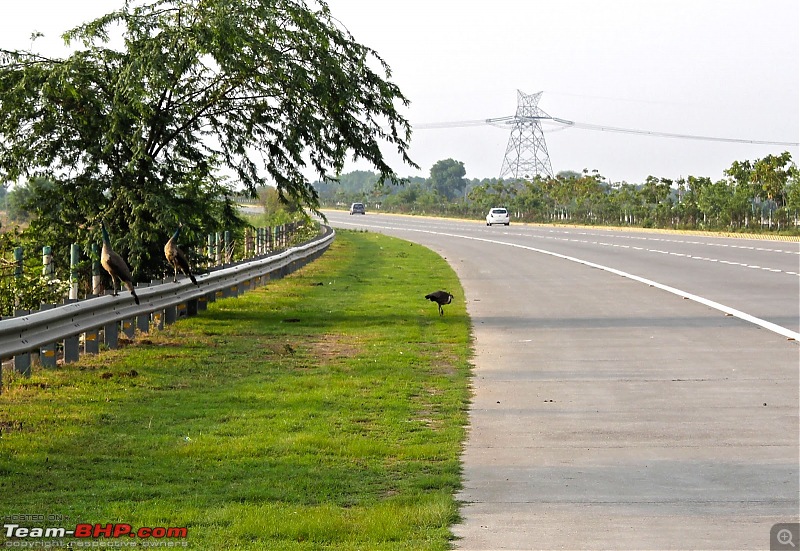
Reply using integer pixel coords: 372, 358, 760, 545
100, 220, 140, 305
164, 224, 198, 286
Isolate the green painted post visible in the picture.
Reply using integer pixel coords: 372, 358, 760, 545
13, 248, 23, 309
13, 247, 23, 278
42, 246, 53, 278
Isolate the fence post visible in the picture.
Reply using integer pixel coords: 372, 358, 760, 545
13, 247, 23, 309
92, 243, 102, 296
13, 247, 23, 278
215, 232, 221, 265
69, 244, 80, 300
42, 246, 53, 278
207, 234, 213, 269
224, 231, 231, 263
245, 227, 253, 258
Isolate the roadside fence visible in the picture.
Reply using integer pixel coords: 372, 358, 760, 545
0, 224, 334, 393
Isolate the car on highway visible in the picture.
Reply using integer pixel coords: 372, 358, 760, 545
486, 207, 510, 226
349, 202, 366, 215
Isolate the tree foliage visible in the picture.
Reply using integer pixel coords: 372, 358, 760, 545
317, 153, 800, 232
0, 0, 415, 279
429, 158, 466, 200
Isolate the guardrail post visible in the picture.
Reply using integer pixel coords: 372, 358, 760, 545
137, 314, 150, 334
92, 243, 102, 295
165, 304, 177, 325
13, 352, 31, 377
153, 311, 164, 331
63, 299, 79, 363
13, 309, 31, 377
38, 304, 57, 368
187, 298, 198, 317
122, 318, 135, 339
69, 244, 80, 300
84, 327, 100, 355
197, 294, 208, 311
64, 333, 79, 363
105, 320, 119, 349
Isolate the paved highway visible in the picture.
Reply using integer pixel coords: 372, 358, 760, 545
324, 211, 799, 550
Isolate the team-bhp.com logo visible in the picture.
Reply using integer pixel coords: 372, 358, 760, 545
4, 523, 188, 547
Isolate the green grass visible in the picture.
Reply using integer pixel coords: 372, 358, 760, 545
0, 230, 471, 550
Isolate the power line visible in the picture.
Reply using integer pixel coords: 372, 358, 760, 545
414, 116, 799, 147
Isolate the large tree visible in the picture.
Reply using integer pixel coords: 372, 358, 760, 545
429, 158, 466, 201
0, 0, 415, 279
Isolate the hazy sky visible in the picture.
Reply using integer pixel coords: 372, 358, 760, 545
3, 0, 798, 184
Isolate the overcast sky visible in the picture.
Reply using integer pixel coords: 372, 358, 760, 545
2, 0, 798, 184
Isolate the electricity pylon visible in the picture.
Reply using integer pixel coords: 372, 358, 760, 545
495, 90, 554, 180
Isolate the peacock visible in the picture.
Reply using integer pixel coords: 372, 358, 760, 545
425, 290, 453, 316
100, 220, 140, 305
164, 223, 198, 285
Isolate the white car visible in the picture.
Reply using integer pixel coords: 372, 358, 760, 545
486, 207, 510, 226
349, 202, 366, 215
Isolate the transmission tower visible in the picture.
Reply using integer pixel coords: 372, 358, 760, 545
497, 90, 554, 180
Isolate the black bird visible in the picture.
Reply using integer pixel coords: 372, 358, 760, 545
425, 290, 453, 316
100, 221, 140, 305
164, 224, 198, 285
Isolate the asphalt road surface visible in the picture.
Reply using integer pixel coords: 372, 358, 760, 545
325, 211, 799, 551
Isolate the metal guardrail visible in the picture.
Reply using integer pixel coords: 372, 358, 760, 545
0, 226, 334, 377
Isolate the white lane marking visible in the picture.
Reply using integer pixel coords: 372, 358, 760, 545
475, 229, 798, 276
523, 228, 800, 254
334, 220, 800, 342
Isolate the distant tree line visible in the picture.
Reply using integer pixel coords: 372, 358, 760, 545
314, 152, 800, 233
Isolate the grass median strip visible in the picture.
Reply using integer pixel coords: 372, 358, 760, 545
0, 230, 472, 550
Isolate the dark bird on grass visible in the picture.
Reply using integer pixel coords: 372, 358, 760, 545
164, 223, 198, 285
100, 220, 140, 305
425, 290, 453, 316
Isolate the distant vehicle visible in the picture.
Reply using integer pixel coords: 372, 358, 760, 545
486, 207, 510, 226
350, 202, 366, 215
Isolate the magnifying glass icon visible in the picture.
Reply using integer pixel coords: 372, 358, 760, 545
778, 528, 796, 548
